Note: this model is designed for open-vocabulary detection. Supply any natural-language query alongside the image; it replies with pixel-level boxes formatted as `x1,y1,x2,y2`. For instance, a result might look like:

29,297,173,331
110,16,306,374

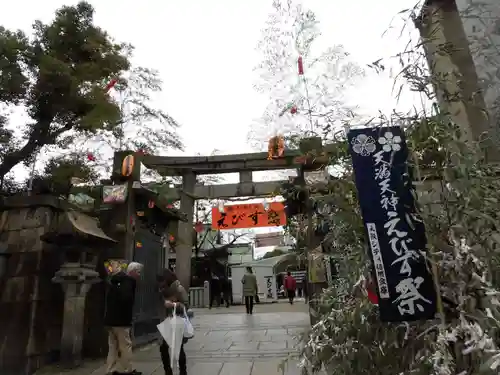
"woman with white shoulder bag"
157,269,193,375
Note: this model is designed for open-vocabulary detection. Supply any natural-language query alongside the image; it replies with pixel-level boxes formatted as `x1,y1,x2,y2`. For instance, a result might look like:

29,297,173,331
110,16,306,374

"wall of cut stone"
0,205,64,375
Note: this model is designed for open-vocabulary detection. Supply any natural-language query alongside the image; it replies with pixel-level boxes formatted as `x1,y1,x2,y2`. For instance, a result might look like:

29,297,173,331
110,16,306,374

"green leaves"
0,1,131,178
0,27,30,104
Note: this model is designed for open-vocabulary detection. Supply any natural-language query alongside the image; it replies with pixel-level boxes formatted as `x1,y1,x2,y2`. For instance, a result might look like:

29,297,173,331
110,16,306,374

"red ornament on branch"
297,56,304,75
290,106,297,114
365,278,379,305
104,78,118,93
87,153,96,161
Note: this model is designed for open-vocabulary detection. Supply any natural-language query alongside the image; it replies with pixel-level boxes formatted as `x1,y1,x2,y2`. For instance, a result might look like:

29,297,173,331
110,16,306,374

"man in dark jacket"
104,262,143,375
209,273,220,308
220,276,231,308
157,268,189,375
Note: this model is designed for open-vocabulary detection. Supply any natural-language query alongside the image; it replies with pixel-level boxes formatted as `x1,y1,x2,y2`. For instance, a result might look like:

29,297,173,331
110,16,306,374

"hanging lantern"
136,241,143,248
121,154,135,177
297,56,304,75
168,234,176,244
267,136,285,160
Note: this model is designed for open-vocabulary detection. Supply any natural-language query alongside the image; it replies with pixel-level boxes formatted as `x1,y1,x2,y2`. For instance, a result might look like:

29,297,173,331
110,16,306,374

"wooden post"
124,178,135,261
110,151,142,261
177,172,196,290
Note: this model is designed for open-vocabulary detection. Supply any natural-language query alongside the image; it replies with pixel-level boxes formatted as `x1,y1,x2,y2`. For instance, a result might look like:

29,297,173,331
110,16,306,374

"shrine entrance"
111,136,336,291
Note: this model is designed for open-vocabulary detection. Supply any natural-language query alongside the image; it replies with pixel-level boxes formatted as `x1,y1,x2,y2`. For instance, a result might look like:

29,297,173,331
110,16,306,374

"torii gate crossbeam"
140,142,334,289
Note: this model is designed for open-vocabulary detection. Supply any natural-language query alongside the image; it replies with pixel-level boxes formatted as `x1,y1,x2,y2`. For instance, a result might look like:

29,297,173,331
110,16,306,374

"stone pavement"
39,300,310,375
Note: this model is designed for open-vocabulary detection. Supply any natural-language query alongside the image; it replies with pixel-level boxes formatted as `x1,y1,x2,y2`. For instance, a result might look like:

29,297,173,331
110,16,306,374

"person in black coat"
104,262,143,375
220,276,232,307
209,274,221,308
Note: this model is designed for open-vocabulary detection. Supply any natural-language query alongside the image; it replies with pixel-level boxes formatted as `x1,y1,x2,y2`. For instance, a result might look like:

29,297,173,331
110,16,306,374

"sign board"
347,126,436,322
212,202,286,230
102,184,127,204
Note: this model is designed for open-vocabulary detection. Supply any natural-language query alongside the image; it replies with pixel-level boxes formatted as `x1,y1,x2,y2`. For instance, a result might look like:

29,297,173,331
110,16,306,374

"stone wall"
0,204,63,375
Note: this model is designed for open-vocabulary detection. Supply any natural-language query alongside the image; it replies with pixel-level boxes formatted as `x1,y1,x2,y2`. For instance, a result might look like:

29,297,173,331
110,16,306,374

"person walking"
220,275,231,308
241,266,258,314
284,271,297,305
157,268,189,375
104,262,143,375
209,273,220,309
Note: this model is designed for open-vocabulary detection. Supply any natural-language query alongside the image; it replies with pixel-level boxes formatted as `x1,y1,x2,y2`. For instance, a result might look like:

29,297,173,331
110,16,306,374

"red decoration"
137,149,145,155
297,56,304,75
148,200,155,209
166,204,173,209
367,288,379,304
290,106,297,114
168,234,175,243
87,153,96,161
365,278,379,304
104,78,118,93
194,221,204,233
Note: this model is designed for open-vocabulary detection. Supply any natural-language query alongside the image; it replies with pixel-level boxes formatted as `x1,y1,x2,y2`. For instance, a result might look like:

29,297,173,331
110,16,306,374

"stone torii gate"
123,141,336,289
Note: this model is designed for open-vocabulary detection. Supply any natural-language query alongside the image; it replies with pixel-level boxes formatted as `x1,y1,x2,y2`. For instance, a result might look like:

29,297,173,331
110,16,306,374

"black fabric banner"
347,126,437,322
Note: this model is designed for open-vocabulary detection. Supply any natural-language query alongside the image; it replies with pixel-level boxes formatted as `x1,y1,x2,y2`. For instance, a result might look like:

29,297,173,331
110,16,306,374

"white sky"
1,0,423,257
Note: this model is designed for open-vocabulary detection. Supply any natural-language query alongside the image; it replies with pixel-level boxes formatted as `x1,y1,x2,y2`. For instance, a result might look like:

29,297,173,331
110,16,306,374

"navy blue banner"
347,126,436,322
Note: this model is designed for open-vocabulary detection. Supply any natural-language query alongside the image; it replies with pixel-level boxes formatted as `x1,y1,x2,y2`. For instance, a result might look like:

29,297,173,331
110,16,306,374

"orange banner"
211,202,286,230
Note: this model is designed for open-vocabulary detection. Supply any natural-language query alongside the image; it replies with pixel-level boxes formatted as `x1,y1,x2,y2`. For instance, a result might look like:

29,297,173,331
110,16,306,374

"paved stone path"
39,301,309,375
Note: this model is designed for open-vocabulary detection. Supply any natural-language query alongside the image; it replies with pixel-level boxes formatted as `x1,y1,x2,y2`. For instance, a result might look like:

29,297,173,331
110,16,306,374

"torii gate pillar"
176,172,196,289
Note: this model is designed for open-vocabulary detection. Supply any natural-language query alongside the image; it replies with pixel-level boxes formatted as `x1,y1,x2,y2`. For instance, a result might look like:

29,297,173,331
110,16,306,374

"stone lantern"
41,210,116,368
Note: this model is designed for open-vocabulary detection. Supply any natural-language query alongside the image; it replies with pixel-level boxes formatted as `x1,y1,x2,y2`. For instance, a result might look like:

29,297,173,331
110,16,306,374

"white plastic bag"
183,306,194,339
157,303,185,370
